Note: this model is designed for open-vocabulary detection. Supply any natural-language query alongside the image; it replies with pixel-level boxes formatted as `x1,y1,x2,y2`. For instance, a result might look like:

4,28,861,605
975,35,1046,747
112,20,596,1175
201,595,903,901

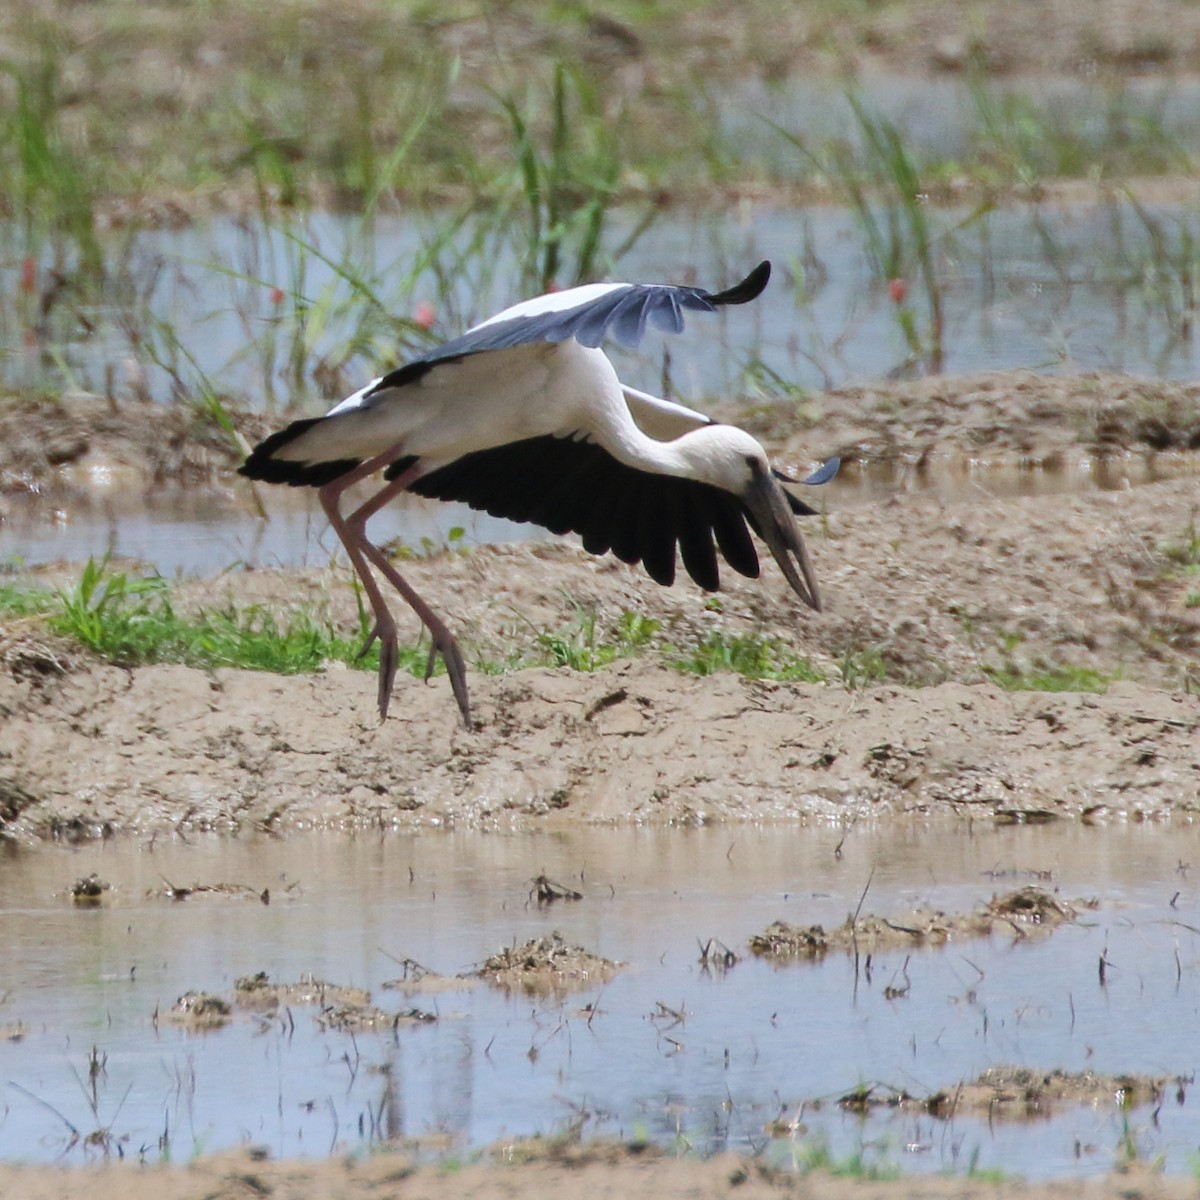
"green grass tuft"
0,579,56,617
536,608,659,673
837,646,888,689
0,557,450,678
786,1137,901,1182
671,631,825,683
984,662,1116,693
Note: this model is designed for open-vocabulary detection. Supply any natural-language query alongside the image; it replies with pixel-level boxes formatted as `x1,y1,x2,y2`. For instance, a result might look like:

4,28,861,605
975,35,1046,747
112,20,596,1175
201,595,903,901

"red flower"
413,300,436,330
888,278,908,305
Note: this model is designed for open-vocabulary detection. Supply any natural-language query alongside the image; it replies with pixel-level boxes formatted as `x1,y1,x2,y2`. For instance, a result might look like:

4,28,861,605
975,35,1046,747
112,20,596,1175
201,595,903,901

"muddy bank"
749,370,1200,469
0,1144,1193,1200
748,886,1085,960
2,488,1199,838
0,649,1195,838
3,372,1199,494
2,371,1198,839
0,391,270,495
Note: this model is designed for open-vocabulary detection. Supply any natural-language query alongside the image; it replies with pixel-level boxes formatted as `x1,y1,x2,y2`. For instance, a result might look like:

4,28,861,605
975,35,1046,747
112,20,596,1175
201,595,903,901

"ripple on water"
1,821,1198,1174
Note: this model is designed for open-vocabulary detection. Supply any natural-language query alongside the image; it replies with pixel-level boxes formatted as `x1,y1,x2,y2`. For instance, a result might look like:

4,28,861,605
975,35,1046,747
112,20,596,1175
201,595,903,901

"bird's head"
685,425,824,612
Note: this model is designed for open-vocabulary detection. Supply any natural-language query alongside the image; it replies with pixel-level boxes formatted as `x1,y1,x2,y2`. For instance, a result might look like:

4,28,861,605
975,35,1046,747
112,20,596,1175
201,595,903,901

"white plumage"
241,261,837,728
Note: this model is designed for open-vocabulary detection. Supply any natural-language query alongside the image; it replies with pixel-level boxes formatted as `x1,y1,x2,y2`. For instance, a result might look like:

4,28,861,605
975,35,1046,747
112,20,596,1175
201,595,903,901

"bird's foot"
362,621,399,721
356,623,381,661
425,630,473,731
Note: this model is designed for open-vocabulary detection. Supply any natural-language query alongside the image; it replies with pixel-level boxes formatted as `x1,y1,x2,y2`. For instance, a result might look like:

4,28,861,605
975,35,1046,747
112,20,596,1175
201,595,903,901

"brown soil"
745,370,1200,468
5,371,1197,496
472,931,623,993
4,374,1200,840
835,1067,1169,1120
163,992,232,1031
0,392,269,496
2,370,1199,1198
0,1141,1194,1200
748,886,1084,959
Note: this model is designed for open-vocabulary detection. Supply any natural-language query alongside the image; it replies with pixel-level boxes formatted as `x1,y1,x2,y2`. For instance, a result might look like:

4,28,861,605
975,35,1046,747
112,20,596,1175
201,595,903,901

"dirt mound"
835,1067,1168,1121
749,887,1083,960
1,372,1198,840
472,933,621,994
0,391,268,494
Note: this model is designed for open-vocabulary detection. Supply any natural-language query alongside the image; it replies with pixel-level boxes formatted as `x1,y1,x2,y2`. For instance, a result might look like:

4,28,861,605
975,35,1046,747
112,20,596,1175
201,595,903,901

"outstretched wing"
239,262,781,489
407,433,766,592
367,261,773,392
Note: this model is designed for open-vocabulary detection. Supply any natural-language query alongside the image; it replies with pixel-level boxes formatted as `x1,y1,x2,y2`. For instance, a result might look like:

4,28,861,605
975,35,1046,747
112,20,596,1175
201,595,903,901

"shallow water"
6,451,1198,576
2,823,1198,1174
4,189,1200,574
7,193,1200,413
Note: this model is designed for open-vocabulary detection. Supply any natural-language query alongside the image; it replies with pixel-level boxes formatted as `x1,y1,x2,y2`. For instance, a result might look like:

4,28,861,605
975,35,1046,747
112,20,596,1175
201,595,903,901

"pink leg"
318,449,472,728
343,474,473,729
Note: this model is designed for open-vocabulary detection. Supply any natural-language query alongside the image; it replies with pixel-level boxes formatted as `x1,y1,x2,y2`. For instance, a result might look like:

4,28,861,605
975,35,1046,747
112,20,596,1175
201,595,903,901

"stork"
239,261,838,729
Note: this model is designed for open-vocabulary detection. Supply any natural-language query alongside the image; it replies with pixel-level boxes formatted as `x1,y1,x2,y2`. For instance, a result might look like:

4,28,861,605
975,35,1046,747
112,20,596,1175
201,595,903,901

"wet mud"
2,370,1199,1199
748,886,1086,960
472,932,623,993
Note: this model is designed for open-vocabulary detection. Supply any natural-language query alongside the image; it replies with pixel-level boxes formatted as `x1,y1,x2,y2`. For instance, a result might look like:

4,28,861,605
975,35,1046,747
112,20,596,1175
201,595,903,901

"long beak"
743,461,823,612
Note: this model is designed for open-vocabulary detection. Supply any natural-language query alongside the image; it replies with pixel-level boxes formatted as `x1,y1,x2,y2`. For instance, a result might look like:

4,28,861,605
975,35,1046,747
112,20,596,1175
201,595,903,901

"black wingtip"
773,456,840,517
240,417,362,487
706,261,771,307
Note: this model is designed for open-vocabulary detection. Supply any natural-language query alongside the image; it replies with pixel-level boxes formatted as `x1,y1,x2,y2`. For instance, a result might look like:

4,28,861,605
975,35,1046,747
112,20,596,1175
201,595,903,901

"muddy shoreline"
3,1145,1196,1200
2,370,1199,1199
4,371,1199,494
2,370,1199,841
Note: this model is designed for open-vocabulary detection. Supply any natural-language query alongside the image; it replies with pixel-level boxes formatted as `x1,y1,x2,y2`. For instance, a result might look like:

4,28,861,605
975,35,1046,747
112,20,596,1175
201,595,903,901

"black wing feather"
637,486,677,586
603,471,645,566
241,264,774,485
705,487,761,579
672,482,721,592
409,435,782,592
406,261,773,365
239,418,361,486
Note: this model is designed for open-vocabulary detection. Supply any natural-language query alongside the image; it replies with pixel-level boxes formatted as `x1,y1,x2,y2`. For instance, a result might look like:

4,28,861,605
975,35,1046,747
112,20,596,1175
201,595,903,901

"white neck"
562,342,764,494
595,391,763,494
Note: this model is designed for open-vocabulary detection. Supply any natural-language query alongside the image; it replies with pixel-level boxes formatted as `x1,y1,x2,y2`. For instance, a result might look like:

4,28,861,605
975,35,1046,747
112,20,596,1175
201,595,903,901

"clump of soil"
70,872,109,905
953,1066,1167,1116
986,885,1081,925
315,1003,435,1033
233,972,370,1010
381,959,478,995
148,879,271,903
163,973,440,1034
749,887,1081,961
838,1067,1170,1121
473,932,622,993
164,991,231,1030
0,391,268,494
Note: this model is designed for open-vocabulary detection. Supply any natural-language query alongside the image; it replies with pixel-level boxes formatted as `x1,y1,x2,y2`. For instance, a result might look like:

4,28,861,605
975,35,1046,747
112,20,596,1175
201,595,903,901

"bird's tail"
239,417,362,487
704,260,771,307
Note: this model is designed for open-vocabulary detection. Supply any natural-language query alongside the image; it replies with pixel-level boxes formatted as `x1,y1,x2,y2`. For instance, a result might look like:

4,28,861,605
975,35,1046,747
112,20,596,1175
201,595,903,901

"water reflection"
6,196,1200,417
1,822,1198,1173
6,451,1197,576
